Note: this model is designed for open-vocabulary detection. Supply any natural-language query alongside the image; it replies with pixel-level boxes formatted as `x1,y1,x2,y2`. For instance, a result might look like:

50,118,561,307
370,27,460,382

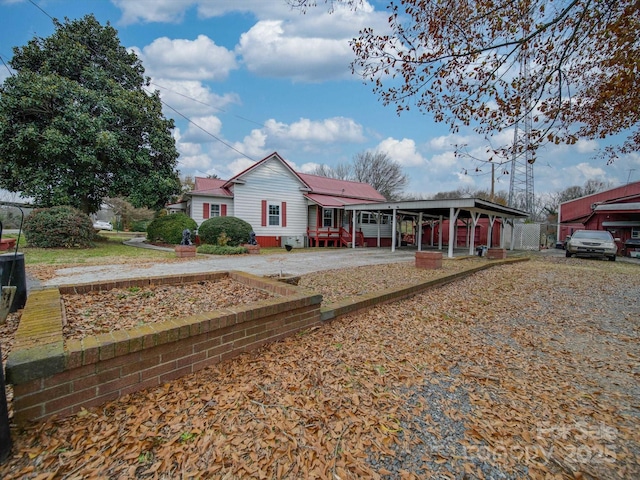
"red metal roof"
191,177,232,197
299,173,386,201
304,194,384,207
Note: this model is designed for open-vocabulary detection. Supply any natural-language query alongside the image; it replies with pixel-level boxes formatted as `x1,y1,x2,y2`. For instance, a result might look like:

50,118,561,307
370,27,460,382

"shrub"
130,219,151,232
197,244,248,255
198,216,253,247
24,206,95,248
146,213,197,245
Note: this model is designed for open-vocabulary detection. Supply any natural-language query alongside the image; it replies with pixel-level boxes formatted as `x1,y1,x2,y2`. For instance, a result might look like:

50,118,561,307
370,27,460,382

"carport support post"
468,211,480,256
438,215,443,250
487,214,497,248
509,218,516,250
391,208,397,252
430,221,434,246
417,213,423,251
448,207,460,258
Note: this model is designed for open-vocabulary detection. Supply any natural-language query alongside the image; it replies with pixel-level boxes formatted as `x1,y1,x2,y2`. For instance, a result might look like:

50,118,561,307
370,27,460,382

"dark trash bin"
0,252,27,313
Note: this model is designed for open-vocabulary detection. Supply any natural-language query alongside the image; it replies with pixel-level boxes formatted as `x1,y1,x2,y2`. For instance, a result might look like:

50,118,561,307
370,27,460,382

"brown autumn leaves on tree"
291,0,639,163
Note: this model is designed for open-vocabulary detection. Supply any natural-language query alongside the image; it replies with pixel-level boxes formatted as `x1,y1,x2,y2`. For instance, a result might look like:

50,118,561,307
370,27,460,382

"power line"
150,82,267,129
147,88,255,162
0,53,14,78
27,0,54,20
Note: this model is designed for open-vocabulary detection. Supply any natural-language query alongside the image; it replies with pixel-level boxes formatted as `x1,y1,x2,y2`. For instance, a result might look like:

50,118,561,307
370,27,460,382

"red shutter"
221,204,227,217
281,202,287,227
203,203,210,219
261,200,267,226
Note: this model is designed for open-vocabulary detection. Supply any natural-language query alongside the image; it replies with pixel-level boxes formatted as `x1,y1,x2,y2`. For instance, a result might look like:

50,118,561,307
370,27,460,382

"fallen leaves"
61,278,276,341
0,256,638,479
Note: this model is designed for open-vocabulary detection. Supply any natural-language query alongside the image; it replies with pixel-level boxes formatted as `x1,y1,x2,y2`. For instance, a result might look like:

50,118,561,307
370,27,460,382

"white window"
360,212,377,224
210,204,220,217
360,212,390,224
268,203,280,226
323,208,334,227
632,227,640,239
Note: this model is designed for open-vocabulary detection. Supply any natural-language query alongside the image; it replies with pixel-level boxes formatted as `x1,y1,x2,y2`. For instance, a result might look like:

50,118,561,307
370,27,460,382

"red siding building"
559,181,640,257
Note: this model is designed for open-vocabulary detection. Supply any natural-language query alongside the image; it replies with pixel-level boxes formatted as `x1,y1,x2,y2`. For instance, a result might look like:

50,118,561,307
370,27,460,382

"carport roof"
344,197,529,220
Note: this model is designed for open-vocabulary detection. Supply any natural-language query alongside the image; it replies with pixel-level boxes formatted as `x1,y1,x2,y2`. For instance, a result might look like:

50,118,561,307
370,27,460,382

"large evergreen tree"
0,15,181,214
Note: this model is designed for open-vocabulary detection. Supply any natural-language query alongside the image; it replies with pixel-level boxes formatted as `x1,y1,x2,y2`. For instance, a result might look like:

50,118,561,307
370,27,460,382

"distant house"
558,181,640,257
182,152,389,248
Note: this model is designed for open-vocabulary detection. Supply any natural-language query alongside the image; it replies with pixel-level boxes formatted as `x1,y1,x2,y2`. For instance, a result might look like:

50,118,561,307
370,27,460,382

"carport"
345,198,530,258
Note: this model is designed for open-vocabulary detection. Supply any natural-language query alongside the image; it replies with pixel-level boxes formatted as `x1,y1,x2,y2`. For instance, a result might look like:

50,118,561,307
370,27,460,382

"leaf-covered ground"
61,278,276,341
0,255,638,479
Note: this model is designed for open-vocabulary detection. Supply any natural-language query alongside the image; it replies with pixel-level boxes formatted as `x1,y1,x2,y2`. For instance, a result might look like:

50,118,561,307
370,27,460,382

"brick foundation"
244,244,261,254
487,248,507,259
415,251,443,269
174,245,197,257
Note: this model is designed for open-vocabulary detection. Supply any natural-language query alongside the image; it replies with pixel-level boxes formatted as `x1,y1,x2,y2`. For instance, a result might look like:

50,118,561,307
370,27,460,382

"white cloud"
575,138,599,154
232,129,268,160
237,20,352,82
227,157,256,176
572,162,606,179
298,162,321,173
376,137,426,167
429,151,459,170
181,115,223,143
133,35,237,81
153,79,239,117
113,0,197,24
264,117,365,143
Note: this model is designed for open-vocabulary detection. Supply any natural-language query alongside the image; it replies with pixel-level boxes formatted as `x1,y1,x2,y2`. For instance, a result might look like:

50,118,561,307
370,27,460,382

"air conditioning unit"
281,235,304,248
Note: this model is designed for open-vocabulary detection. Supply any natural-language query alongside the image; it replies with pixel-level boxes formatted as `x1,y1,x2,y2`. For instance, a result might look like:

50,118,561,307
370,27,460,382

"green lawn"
3,233,174,265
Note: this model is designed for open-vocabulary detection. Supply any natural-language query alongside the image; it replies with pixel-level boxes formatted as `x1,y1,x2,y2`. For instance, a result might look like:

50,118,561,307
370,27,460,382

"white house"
183,152,391,248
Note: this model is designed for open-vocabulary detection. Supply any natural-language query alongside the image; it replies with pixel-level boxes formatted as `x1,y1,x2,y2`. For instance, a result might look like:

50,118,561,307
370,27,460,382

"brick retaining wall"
6,271,322,423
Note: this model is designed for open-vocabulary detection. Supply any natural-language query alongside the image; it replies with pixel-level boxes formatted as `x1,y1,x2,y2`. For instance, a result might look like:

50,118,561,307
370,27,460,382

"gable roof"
191,177,232,197
222,152,310,190
189,151,387,205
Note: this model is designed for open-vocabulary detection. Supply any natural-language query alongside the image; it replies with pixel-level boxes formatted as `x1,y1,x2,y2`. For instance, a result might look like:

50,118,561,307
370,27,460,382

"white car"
565,230,617,261
93,220,113,231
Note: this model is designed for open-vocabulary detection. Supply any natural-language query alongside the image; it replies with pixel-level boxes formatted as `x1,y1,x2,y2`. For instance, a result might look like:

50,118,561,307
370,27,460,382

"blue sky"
1,0,638,199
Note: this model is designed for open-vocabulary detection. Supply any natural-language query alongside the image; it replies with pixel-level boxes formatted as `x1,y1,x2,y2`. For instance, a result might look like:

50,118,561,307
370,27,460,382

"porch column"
417,212,423,251
510,218,516,251
352,210,356,249
487,214,497,248
468,211,481,256
438,215,443,250
377,211,381,247
447,208,460,258
430,221,435,246
391,208,397,252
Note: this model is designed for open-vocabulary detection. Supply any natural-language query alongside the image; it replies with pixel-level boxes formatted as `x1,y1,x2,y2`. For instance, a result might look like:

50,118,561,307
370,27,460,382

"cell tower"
508,39,535,214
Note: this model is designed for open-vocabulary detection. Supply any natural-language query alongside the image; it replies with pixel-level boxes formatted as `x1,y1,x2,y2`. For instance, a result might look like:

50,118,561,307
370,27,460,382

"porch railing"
307,227,364,247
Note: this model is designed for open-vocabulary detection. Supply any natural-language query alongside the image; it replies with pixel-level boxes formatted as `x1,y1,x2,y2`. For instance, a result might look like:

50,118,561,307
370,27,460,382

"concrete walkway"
36,239,639,287
43,241,420,287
